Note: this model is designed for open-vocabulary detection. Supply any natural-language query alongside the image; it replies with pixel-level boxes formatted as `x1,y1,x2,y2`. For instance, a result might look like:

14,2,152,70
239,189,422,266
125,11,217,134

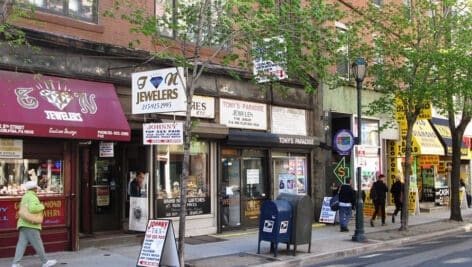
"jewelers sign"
220,99,267,130
132,67,186,114
143,123,183,145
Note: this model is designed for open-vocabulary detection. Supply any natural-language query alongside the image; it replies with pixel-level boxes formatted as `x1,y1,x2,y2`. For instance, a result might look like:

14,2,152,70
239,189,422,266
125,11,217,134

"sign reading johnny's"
132,67,186,114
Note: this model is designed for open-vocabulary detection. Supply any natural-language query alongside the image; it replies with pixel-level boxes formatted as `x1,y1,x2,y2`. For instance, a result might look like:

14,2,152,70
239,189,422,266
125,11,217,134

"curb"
256,222,472,267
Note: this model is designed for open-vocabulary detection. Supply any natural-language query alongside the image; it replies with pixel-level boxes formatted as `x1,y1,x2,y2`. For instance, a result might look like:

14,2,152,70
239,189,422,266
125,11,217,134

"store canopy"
0,70,130,141
412,120,444,155
430,118,470,157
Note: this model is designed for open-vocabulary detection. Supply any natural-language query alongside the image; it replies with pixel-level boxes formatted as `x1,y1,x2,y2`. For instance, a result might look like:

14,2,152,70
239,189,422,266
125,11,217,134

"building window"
155,142,210,217
373,0,383,7
26,0,97,23
336,22,350,79
155,0,227,47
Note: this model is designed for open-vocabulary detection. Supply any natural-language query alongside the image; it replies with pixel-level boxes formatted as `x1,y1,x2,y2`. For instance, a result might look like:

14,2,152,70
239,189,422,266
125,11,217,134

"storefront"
387,120,444,212
0,70,130,257
218,99,317,231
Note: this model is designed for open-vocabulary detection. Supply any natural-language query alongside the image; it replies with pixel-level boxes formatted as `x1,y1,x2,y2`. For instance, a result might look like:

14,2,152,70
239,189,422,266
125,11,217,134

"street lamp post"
351,57,367,242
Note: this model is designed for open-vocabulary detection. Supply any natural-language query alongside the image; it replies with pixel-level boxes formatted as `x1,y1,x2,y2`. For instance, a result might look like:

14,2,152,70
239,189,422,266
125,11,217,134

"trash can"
257,199,292,257
276,193,313,255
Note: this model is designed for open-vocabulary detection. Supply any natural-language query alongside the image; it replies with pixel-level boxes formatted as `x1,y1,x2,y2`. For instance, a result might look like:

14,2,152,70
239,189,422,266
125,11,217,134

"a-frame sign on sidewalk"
137,219,180,267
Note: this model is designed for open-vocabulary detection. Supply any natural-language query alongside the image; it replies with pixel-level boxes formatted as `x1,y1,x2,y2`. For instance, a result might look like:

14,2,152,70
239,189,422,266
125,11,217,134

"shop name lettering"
15,84,97,122
135,72,180,105
279,137,314,145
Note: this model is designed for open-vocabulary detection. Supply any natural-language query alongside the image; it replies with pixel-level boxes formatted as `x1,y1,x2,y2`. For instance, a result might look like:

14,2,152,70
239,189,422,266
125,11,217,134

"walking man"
390,175,404,223
370,174,388,227
338,178,356,232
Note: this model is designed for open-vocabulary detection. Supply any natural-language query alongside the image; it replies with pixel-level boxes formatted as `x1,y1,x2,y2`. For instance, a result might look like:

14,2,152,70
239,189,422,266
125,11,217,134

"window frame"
24,0,98,23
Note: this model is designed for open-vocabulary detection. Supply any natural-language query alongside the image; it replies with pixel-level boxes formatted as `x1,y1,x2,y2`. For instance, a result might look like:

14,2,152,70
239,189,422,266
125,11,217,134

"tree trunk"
0,0,13,25
400,119,415,231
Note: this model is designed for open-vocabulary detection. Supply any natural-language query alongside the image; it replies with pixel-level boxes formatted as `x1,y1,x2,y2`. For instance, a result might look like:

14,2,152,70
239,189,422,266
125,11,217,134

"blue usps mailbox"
257,199,292,257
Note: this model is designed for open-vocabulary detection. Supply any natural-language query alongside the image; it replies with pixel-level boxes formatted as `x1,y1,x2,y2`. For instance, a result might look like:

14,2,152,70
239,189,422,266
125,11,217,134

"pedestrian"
12,181,57,267
460,179,471,208
129,171,145,197
370,174,388,227
338,178,356,232
390,175,404,223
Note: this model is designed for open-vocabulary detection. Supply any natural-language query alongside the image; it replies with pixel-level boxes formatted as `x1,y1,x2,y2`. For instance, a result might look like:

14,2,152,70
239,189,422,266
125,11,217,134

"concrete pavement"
2,208,472,267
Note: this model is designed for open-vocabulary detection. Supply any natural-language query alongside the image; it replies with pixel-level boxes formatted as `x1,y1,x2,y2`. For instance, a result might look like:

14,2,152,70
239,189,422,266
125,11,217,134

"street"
310,231,472,267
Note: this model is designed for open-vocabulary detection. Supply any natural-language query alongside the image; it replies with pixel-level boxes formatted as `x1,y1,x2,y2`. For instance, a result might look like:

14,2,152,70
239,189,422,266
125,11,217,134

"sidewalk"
2,208,472,267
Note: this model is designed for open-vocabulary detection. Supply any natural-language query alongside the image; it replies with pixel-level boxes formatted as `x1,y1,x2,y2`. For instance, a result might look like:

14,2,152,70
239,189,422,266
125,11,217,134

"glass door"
241,157,266,227
221,157,241,229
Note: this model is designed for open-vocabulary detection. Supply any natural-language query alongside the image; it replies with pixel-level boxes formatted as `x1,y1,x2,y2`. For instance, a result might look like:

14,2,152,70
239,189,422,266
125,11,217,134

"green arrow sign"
333,157,350,184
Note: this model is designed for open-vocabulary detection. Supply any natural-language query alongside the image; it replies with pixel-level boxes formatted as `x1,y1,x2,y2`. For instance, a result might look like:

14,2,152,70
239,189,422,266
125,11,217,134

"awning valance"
0,70,130,141
430,118,470,158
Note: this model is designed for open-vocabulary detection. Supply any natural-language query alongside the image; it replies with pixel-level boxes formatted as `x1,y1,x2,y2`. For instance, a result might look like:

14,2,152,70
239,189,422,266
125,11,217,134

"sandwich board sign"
136,219,180,267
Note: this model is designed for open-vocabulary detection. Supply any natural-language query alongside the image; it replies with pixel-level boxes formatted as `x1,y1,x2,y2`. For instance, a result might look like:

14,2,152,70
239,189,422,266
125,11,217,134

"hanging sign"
143,122,183,145
333,129,354,155
137,219,180,267
132,67,186,114
99,142,114,157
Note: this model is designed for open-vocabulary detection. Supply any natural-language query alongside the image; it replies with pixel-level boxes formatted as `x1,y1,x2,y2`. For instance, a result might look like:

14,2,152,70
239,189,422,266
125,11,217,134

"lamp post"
351,57,367,242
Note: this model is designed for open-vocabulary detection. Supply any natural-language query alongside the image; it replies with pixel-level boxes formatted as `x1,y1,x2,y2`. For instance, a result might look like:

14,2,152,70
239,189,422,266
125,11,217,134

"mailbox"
257,200,292,257
277,193,313,255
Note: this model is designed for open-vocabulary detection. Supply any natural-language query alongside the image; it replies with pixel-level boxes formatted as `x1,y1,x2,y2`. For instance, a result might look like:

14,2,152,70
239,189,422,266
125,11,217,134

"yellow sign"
411,120,444,155
395,98,432,122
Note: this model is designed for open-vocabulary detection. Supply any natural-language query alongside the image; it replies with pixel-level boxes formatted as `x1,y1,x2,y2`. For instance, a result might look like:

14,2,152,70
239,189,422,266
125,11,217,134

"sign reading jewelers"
132,67,187,114
220,98,267,130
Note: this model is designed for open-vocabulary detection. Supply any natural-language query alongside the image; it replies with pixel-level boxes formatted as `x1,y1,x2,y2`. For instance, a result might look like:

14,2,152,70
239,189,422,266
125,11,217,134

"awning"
411,120,444,155
227,130,319,148
0,70,130,141
430,118,470,157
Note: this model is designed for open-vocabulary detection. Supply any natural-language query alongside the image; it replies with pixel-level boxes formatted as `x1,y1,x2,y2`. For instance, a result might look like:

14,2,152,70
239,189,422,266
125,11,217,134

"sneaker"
12,264,24,267
42,259,57,267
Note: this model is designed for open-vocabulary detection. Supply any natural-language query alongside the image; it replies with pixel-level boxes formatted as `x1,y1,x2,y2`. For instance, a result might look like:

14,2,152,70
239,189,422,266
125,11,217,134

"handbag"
18,202,44,224
330,186,341,211
329,194,340,211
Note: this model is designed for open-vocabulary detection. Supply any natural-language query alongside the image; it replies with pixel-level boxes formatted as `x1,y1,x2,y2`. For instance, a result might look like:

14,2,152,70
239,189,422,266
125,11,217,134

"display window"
272,152,307,196
155,141,210,217
0,159,64,196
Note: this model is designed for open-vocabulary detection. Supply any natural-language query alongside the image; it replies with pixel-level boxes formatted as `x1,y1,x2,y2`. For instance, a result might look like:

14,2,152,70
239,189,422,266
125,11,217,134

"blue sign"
333,129,355,155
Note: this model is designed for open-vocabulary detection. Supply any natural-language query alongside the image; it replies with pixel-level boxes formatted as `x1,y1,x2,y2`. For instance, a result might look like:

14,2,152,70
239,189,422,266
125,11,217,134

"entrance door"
79,145,121,234
220,149,267,230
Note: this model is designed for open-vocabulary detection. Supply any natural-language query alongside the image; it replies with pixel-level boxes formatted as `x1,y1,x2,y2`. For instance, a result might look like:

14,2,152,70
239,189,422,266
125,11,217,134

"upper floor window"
25,0,97,23
156,0,227,47
373,0,383,7
336,22,350,79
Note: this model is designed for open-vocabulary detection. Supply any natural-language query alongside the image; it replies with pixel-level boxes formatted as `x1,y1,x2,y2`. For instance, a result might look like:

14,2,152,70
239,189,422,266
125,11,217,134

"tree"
350,0,472,229
108,0,347,264
429,0,472,221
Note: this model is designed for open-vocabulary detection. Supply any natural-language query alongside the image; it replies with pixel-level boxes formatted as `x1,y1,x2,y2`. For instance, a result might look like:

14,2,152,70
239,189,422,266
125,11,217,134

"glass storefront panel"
155,141,210,217
0,159,64,196
272,152,307,197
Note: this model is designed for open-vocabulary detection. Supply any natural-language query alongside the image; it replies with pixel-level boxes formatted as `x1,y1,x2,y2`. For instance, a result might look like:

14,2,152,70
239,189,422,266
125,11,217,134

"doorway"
79,144,122,234
220,149,268,230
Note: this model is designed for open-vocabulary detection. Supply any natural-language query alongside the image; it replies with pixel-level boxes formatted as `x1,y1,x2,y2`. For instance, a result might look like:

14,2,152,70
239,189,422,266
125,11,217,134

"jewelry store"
0,70,130,257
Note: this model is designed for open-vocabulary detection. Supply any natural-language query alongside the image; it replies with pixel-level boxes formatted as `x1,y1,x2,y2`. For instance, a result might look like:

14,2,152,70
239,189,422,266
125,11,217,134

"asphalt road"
310,231,472,267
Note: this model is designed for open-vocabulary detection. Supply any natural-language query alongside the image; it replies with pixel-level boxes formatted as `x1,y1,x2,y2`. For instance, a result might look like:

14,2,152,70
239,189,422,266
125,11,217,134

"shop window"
272,152,307,197
155,142,210,217
0,159,64,196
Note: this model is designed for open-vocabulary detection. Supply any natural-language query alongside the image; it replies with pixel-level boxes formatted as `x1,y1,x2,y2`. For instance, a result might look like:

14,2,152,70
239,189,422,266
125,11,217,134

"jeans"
13,227,48,264
339,206,352,228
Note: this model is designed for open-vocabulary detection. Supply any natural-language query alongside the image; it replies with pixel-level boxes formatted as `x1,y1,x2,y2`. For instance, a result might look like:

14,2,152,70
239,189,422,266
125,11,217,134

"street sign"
333,157,350,183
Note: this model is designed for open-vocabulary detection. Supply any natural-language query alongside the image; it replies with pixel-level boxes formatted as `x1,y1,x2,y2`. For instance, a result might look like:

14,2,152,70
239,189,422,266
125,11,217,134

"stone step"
79,231,144,249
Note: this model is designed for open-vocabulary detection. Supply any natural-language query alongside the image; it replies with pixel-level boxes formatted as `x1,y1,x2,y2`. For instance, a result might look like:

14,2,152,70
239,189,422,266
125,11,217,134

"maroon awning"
0,70,130,141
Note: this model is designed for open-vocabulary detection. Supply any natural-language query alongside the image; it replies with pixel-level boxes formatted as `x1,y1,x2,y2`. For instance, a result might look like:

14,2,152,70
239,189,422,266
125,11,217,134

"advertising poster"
129,197,149,232
278,173,297,195
319,197,336,224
